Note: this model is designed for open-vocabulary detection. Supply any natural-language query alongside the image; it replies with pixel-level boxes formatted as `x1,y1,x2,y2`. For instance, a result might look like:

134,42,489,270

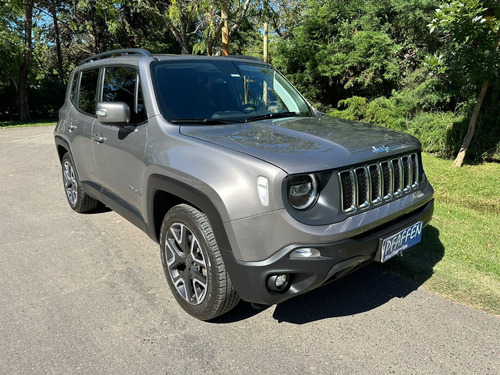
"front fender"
146,174,232,254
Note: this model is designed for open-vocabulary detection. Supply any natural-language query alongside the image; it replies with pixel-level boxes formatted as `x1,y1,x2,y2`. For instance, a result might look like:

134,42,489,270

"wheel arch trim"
146,174,232,254
54,135,71,163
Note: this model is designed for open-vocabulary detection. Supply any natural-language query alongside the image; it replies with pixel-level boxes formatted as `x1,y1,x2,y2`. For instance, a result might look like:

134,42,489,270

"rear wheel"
61,153,99,213
160,204,240,320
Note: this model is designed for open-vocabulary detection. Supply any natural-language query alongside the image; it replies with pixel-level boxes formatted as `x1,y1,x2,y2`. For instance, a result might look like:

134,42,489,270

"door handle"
67,124,77,131
91,134,107,143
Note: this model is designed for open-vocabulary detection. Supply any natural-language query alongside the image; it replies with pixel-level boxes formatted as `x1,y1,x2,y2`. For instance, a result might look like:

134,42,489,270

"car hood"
179,115,421,174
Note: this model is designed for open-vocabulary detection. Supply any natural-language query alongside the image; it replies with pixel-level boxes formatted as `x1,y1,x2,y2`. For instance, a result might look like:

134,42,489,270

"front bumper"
222,198,434,305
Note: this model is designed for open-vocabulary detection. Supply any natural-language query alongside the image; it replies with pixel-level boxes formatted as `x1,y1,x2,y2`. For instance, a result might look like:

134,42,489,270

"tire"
159,204,240,320
61,153,99,213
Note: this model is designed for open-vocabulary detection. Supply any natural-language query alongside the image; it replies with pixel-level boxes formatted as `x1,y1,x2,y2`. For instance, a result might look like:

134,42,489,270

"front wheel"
159,204,240,320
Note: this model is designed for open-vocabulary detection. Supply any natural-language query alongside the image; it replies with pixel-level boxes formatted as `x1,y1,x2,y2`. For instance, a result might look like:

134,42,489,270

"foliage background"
1,0,499,162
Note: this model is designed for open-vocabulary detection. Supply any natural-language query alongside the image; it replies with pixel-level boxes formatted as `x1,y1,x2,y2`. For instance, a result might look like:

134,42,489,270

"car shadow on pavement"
214,225,444,324
83,202,112,214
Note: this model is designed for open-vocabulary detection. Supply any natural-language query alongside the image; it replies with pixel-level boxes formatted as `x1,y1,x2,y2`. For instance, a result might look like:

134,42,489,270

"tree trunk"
166,21,190,54
452,80,489,167
221,7,229,56
16,0,34,122
452,26,500,167
50,0,64,82
263,19,268,62
179,23,190,55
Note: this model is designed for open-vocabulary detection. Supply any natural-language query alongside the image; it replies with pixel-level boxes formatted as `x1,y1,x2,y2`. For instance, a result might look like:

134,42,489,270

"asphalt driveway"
0,126,498,374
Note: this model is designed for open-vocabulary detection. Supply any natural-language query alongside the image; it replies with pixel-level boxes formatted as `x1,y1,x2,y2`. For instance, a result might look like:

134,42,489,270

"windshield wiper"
170,118,242,125
244,112,297,123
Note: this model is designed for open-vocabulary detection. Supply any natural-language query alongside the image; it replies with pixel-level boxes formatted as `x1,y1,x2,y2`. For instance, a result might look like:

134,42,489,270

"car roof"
153,54,264,63
78,48,265,67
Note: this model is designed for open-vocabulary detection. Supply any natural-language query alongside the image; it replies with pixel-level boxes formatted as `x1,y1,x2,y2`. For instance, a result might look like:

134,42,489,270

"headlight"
287,174,318,210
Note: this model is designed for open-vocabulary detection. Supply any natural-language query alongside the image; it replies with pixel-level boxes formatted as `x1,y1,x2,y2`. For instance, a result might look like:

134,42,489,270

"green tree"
138,0,201,54
137,0,254,55
273,0,439,108
429,0,500,167
0,0,36,121
194,0,253,55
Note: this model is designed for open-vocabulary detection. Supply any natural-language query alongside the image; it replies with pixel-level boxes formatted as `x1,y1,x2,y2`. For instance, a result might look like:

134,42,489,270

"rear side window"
103,66,147,123
70,73,79,103
78,69,99,115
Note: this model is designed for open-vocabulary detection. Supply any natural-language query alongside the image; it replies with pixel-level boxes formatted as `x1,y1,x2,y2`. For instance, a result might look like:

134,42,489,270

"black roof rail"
223,55,264,62
80,48,152,64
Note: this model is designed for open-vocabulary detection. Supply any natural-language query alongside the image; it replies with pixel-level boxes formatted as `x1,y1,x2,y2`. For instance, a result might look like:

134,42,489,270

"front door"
91,66,148,228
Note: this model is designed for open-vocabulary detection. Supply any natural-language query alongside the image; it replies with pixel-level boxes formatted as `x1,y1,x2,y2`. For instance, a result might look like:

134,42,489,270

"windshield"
151,59,312,124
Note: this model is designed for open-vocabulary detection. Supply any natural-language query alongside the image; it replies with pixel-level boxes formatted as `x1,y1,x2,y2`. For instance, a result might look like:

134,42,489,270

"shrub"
329,95,468,159
329,96,367,121
408,112,465,157
365,97,407,130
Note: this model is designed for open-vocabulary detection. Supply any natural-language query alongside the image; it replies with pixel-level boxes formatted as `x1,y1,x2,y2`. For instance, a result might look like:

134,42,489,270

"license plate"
378,221,423,263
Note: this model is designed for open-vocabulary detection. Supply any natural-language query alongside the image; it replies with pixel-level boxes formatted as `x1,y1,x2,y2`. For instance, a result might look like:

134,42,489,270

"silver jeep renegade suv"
54,49,434,320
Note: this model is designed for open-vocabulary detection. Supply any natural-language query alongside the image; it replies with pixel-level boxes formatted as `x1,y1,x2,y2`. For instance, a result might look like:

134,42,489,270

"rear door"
65,68,100,187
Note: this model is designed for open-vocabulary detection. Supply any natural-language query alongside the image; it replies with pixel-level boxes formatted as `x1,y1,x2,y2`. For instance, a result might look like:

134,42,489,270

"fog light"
275,274,287,287
267,273,289,292
289,248,321,259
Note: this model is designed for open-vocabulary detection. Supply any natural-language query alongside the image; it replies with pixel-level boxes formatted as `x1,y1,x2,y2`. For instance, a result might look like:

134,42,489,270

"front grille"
339,153,419,213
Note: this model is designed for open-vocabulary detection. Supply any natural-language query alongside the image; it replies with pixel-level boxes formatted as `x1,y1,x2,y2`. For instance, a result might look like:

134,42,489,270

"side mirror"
96,102,130,124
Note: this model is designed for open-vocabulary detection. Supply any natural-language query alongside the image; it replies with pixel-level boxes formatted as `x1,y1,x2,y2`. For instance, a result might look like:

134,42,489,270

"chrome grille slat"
380,161,392,200
339,170,355,213
338,153,420,213
368,164,382,205
402,155,411,193
411,154,419,188
355,167,369,209
392,158,402,196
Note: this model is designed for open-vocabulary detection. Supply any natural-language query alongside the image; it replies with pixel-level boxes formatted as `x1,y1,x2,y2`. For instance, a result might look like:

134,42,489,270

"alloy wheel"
165,222,208,305
63,160,78,206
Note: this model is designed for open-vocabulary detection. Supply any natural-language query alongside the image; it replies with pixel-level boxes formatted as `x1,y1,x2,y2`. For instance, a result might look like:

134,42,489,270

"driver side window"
102,66,147,124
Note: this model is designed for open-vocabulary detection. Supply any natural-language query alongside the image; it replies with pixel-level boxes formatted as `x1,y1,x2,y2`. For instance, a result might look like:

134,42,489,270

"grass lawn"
379,153,500,315
0,120,57,128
